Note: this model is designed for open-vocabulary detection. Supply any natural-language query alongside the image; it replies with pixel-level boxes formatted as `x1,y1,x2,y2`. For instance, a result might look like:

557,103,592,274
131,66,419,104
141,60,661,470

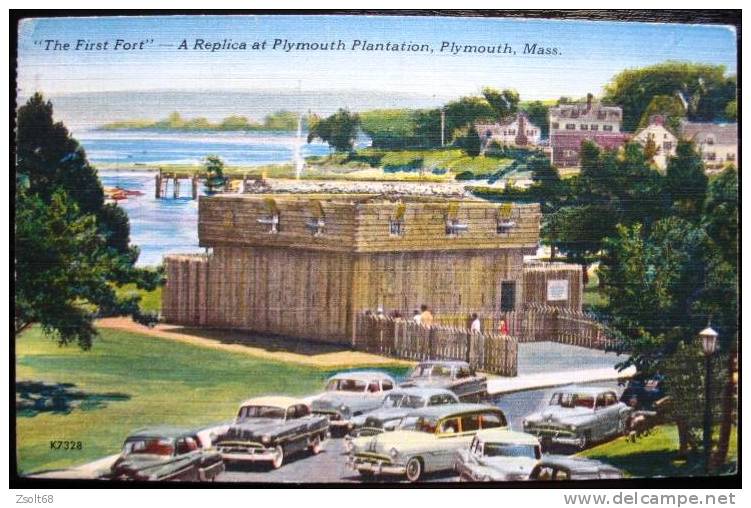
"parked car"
213,396,329,469
399,361,487,401
522,386,632,450
454,429,542,482
109,427,224,481
347,403,508,482
344,388,459,452
619,375,666,411
528,456,623,480
311,371,396,435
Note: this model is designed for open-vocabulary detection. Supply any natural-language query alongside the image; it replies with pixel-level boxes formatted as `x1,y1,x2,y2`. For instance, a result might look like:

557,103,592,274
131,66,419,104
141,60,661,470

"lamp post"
699,325,718,474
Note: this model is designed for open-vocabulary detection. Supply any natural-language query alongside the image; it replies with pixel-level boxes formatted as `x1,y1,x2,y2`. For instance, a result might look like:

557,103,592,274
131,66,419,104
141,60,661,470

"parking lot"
214,382,620,483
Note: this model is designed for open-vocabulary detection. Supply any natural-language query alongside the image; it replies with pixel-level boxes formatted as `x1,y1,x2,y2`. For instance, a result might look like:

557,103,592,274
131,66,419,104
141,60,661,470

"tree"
453,125,482,156
604,62,736,131
203,155,227,195
665,140,708,222
15,93,160,348
600,218,712,451
701,168,738,466
482,88,520,120
638,95,686,132
307,109,360,153
444,96,495,141
521,101,551,138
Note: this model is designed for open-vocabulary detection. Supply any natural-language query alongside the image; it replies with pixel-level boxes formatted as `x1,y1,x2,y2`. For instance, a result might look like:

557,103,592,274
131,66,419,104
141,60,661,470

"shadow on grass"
173,326,355,356
585,449,708,478
16,381,131,417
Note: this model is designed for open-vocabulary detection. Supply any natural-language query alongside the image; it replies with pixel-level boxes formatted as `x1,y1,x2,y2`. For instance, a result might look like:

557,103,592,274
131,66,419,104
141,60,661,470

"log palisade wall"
163,194,541,344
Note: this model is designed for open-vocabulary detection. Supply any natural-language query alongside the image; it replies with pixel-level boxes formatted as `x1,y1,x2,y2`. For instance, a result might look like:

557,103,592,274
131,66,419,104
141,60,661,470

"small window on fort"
603,125,613,132
580,124,588,130
551,122,559,130
496,204,517,234
390,202,406,236
389,219,405,236
590,124,599,131
565,123,575,130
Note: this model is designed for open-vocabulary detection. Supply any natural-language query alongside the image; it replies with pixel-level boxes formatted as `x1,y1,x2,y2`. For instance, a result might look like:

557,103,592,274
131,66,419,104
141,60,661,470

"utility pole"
440,108,446,147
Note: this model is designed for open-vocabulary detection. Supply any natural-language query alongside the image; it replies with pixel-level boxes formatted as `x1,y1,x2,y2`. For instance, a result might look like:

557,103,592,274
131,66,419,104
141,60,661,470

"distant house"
549,94,629,167
680,121,738,170
475,112,541,153
633,115,678,170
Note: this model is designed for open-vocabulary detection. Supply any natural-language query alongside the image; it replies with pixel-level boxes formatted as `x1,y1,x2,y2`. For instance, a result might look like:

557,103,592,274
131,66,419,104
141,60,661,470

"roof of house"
549,102,622,123
680,121,738,145
550,132,630,150
476,112,540,131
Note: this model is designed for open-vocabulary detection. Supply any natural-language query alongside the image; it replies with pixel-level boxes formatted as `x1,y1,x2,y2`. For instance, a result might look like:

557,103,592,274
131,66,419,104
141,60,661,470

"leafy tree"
444,96,495,141
638,95,686,132
307,109,360,153
15,94,161,348
604,62,736,131
453,125,482,156
665,140,708,221
521,101,551,138
601,213,736,460
482,88,520,120
724,100,737,121
203,155,227,195
701,168,738,465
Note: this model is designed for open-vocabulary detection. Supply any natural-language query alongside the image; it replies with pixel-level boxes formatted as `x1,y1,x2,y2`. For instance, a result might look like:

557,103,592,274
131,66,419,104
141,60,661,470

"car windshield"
410,364,452,378
400,395,426,408
326,379,367,392
381,393,404,408
123,438,175,456
413,416,439,433
237,405,286,420
483,443,541,459
396,416,420,430
549,392,595,409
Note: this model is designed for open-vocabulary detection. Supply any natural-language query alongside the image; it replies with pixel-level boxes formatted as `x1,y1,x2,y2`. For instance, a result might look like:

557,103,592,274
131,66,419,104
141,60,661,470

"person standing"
412,309,422,325
498,318,509,335
470,313,481,334
420,304,433,327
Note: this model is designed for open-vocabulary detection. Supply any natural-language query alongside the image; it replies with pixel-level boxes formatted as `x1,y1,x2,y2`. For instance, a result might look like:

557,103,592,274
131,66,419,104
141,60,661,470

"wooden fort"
162,193,545,344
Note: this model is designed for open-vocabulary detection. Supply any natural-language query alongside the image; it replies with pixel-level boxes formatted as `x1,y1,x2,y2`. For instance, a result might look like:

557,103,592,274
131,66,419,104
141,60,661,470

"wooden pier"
155,170,200,199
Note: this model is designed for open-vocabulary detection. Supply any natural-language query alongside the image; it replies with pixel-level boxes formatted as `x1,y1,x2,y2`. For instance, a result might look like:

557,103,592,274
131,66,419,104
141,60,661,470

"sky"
17,14,737,102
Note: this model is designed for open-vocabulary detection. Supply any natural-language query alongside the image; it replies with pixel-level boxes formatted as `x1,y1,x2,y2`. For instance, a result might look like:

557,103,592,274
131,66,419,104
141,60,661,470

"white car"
454,429,542,482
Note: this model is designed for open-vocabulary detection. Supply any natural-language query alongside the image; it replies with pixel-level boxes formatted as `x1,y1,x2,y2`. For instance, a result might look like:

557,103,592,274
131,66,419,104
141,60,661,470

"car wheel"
405,457,423,483
617,418,627,436
310,435,322,455
578,431,591,451
271,445,285,469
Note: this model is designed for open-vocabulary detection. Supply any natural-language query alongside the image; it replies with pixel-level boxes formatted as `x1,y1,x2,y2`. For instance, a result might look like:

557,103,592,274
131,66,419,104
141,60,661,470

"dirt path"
96,317,412,369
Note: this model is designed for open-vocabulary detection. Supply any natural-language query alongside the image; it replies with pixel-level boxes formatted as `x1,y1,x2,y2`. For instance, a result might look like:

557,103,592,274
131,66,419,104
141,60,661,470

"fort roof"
198,192,540,254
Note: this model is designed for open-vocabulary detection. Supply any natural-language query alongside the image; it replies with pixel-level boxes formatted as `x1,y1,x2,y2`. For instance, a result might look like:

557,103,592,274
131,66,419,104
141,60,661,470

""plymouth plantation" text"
179,39,560,56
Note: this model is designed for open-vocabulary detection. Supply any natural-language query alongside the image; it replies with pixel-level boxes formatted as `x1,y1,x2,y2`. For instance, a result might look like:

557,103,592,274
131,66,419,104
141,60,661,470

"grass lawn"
579,425,738,478
15,326,409,474
583,265,609,310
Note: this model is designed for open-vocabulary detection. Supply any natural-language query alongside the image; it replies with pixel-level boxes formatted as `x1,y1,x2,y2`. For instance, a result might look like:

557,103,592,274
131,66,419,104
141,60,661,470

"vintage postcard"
12,11,739,488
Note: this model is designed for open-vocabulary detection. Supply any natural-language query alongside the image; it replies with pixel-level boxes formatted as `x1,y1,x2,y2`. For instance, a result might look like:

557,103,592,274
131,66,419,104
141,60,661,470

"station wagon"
347,403,507,482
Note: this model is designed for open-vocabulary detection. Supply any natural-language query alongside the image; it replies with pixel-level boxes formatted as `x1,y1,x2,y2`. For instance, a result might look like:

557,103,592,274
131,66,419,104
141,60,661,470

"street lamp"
699,325,718,474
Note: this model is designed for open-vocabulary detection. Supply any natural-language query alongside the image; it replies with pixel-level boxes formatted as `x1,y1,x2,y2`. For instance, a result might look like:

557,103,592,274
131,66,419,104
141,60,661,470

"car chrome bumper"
346,456,406,476
199,461,225,481
525,428,582,446
220,449,276,462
